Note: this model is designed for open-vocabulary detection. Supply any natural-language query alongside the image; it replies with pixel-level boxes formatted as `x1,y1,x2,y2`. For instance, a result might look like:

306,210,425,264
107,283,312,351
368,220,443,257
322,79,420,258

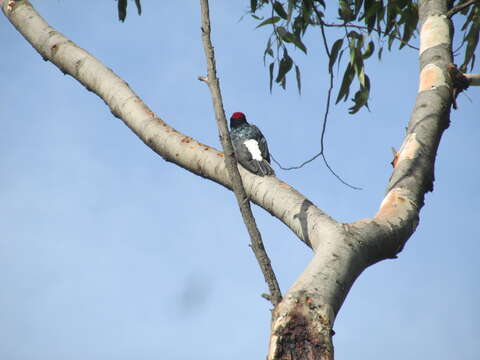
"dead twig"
199,0,282,306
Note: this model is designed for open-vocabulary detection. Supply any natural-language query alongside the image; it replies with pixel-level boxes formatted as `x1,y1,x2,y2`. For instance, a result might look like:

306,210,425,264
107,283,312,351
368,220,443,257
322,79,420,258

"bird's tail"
257,160,275,176
242,159,275,176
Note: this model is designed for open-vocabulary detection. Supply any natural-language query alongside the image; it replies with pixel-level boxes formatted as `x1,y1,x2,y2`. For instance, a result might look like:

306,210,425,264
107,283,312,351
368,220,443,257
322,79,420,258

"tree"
1,1,479,359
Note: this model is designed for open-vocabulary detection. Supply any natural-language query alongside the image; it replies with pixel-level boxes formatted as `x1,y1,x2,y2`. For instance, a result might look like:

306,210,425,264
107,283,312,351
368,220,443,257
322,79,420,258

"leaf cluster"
117,0,142,22
457,3,480,72
252,0,419,113
114,1,479,114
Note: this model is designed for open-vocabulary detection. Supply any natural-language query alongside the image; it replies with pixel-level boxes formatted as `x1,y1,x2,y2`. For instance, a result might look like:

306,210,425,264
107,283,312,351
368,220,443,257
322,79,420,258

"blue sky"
0,1,478,359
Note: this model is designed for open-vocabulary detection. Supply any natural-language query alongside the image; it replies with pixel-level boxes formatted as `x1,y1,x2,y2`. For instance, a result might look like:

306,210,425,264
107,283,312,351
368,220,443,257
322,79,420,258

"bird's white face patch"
243,139,262,161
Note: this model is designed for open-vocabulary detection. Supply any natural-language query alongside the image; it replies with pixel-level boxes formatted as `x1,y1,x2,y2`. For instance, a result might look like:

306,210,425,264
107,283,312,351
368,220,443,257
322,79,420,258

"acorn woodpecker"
229,112,274,176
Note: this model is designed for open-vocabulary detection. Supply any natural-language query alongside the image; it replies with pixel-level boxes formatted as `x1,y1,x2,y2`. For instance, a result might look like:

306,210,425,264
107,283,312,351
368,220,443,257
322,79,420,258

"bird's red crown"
231,112,246,119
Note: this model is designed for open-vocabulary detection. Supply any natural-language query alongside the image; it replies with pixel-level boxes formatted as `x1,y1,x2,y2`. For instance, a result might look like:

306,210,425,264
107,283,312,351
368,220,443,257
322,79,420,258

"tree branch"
447,0,480,17
198,0,282,306
465,73,480,85
268,1,455,358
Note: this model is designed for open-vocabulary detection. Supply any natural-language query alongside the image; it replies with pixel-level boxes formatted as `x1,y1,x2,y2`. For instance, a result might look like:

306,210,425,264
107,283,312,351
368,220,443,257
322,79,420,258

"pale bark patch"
376,188,416,220
419,64,447,92
397,133,421,163
465,73,480,86
420,15,450,55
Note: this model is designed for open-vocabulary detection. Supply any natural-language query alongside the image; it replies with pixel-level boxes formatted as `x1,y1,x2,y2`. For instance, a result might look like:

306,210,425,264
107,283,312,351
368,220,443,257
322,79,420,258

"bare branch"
465,73,480,85
197,75,208,83
447,0,480,17
199,0,282,306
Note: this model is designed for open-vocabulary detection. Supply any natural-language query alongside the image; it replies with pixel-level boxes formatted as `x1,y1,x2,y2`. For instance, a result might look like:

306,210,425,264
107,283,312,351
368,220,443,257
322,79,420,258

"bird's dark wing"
251,125,271,163
230,131,252,162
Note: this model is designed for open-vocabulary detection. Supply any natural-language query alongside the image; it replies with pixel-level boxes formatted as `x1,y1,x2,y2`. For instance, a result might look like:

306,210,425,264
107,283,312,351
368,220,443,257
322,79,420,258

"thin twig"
318,19,362,191
199,0,282,306
447,0,480,18
323,22,419,50
271,10,362,191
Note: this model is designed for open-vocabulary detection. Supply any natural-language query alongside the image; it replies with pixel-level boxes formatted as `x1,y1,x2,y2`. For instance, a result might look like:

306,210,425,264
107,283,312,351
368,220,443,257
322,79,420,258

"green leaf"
269,62,275,92
399,3,418,49
354,0,364,17
347,30,362,41
293,15,307,36
348,40,355,66
329,39,344,72
358,65,366,87
276,51,293,84
287,0,295,22
362,41,375,59
349,76,371,114
118,0,127,22
387,27,397,50
273,1,288,19
377,46,383,60
364,0,381,20
251,0,258,13
256,16,281,28
397,0,409,9
338,0,355,21
276,26,290,41
135,0,142,15
461,6,476,31
292,34,308,53
337,49,345,73
376,3,386,26
295,65,302,94
302,0,314,24
336,63,355,104
277,27,307,53
363,0,380,30
462,21,479,71
263,38,274,64
348,88,369,114
385,2,397,35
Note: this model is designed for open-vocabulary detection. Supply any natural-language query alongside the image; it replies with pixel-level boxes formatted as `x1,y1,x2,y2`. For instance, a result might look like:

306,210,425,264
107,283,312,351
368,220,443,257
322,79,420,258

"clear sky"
1,1,478,359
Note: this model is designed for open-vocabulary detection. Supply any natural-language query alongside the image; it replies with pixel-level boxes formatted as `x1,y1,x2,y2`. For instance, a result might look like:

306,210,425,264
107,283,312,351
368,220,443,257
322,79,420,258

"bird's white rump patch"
243,139,262,161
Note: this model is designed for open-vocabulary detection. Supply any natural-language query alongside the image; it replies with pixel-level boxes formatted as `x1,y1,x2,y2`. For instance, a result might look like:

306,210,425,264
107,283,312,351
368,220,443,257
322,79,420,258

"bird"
229,112,274,176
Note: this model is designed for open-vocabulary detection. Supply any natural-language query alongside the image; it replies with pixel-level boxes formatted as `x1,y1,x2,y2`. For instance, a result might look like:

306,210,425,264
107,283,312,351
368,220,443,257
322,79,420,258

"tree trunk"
267,0,454,357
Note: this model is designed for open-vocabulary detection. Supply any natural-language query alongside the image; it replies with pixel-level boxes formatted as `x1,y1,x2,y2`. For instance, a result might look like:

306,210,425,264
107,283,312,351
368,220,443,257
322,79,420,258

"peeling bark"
269,300,334,360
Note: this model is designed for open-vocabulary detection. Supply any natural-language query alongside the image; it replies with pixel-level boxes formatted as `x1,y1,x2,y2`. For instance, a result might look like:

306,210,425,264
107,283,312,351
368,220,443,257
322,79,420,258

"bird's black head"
230,112,248,129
